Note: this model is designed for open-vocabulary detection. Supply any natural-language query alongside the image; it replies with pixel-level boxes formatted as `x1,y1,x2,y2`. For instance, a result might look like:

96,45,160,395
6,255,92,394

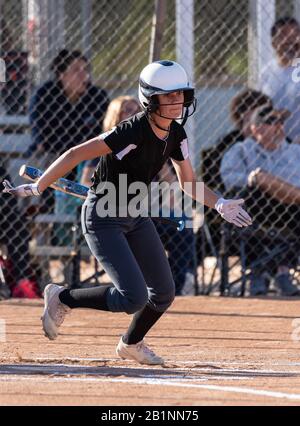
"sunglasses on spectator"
262,116,285,125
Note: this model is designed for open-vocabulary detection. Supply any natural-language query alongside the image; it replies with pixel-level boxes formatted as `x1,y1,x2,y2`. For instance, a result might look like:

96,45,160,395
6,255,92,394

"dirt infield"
1,295,300,406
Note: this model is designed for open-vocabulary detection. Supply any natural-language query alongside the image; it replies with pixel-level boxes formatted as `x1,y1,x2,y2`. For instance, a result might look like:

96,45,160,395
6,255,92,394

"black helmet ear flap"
183,89,195,107
148,95,159,112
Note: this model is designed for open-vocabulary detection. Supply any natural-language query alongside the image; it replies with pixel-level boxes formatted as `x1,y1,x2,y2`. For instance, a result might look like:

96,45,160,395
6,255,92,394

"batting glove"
2,179,41,197
215,197,252,228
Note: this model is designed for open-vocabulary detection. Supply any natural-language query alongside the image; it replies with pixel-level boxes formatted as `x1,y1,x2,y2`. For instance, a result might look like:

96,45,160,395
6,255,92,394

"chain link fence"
1,0,300,298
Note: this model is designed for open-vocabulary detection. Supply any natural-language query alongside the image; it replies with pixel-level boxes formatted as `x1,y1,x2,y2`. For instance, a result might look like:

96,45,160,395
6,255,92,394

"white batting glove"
215,197,252,228
2,179,41,197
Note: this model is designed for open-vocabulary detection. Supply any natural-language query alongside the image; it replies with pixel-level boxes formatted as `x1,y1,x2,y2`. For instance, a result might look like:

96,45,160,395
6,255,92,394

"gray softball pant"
81,192,176,314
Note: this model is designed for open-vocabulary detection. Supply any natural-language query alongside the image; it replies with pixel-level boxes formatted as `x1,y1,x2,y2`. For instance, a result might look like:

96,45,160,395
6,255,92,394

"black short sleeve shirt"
90,112,188,199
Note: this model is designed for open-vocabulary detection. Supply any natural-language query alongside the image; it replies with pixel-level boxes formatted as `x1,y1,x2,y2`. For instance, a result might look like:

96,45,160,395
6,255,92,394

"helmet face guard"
146,90,197,122
138,61,197,124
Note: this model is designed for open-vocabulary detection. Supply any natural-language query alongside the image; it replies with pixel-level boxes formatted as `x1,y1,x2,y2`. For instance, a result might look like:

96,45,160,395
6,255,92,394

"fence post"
176,0,195,167
81,0,92,61
294,0,300,23
176,0,199,295
248,0,275,88
149,0,167,62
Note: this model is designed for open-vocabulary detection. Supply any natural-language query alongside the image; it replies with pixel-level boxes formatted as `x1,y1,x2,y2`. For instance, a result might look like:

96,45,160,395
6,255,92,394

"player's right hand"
2,179,41,197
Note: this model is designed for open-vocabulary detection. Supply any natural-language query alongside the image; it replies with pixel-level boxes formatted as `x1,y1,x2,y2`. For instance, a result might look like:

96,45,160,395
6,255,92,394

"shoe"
250,274,268,296
274,273,300,296
116,337,164,365
41,284,70,340
12,279,41,299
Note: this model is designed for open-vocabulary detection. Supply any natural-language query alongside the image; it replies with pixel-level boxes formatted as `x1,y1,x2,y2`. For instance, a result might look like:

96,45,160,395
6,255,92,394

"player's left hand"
215,197,252,228
2,179,41,197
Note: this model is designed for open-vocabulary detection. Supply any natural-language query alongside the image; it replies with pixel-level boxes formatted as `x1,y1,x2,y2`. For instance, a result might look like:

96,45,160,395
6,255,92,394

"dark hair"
230,89,272,129
51,49,88,78
271,17,300,39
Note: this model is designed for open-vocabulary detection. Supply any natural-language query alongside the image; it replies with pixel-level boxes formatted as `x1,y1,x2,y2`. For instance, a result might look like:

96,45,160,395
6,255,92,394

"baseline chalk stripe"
2,375,300,402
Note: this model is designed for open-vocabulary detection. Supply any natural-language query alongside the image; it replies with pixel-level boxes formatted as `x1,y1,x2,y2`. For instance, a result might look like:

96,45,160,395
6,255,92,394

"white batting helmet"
138,60,196,122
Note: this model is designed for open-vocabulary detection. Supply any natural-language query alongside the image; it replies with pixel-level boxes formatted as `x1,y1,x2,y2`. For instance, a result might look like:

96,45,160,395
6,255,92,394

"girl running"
3,61,252,365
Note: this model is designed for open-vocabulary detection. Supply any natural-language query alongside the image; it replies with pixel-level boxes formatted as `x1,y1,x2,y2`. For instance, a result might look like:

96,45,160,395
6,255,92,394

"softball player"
3,61,252,365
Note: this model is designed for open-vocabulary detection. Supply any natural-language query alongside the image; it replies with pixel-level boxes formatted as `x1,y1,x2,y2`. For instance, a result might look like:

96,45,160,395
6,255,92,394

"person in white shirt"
260,17,300,143
221,105,300,297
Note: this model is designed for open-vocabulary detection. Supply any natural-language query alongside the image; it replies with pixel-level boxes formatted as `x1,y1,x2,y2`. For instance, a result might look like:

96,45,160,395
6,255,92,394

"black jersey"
90,112,188,202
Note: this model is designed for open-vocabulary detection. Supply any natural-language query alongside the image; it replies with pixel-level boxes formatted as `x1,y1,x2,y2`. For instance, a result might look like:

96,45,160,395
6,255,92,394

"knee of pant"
124,293,148,315
124,300,147,315
164,286,175,306
165,278,176,303
152,282,175,310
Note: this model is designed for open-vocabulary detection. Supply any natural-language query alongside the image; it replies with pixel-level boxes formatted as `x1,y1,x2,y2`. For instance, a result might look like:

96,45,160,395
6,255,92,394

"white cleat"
116,337,164,365
41,284,70,340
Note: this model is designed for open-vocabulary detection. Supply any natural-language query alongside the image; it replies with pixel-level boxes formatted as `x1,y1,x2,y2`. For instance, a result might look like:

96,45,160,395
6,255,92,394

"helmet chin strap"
148,107,190,131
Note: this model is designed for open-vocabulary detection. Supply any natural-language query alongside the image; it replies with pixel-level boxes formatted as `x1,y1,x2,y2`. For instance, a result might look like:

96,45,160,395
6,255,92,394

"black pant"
81,193,176,314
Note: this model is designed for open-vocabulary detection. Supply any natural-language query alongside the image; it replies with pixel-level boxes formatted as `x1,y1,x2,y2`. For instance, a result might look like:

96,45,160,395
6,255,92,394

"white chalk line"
1,374,300,402
1,358,300,402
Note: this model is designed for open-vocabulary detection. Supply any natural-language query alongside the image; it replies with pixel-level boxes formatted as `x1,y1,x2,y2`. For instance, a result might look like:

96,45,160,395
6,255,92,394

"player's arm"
171,157,252,227
37,137,111,192
171,157,219,208
2,136,111,196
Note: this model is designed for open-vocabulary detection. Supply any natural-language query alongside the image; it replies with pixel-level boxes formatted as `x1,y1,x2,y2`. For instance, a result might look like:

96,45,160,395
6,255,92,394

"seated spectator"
200,90,273,259
0,165,40,298
202,89,273,194
26,49,109,244
220,105,300,296
260,17,300,143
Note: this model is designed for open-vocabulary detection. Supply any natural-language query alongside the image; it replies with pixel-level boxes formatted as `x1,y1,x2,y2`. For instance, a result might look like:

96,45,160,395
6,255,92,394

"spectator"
26,49,109,243
202,89,273,194
0,165,40,298
200,90,273,260
260,17,300,142
26,49,109,203
221,104,300,296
